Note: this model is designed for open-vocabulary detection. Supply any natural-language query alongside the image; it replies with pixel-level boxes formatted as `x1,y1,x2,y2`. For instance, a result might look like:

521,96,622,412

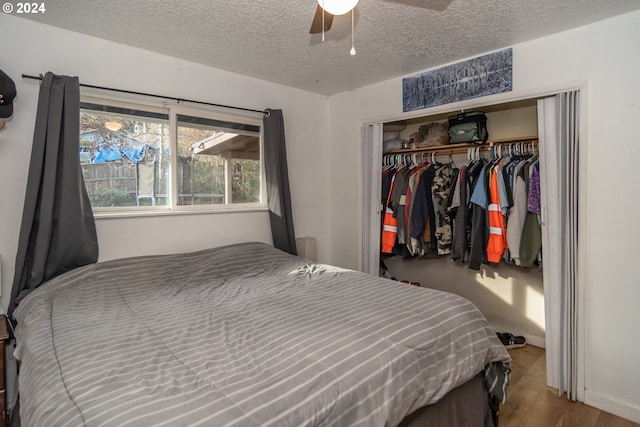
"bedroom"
0,1,639,425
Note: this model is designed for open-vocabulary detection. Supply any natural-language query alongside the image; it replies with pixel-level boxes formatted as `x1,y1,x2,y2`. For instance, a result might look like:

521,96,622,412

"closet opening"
380,99,543,347
362,89,584,401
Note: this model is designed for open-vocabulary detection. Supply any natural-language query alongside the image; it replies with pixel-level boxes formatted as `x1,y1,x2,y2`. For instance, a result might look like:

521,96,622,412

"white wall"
326,10,640,422
0,14,330,311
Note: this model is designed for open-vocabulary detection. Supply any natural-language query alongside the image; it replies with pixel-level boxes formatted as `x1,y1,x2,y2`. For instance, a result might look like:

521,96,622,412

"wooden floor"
500,345,639,427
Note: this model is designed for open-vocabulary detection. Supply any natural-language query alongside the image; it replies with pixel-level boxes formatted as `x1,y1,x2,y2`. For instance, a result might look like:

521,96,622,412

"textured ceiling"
17,0,640,95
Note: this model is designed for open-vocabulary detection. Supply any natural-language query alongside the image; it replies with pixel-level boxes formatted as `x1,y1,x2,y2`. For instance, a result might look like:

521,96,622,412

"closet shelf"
387,135,538,155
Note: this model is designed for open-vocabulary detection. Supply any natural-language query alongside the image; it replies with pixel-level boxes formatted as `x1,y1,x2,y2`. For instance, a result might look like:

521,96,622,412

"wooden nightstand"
0,315,8,427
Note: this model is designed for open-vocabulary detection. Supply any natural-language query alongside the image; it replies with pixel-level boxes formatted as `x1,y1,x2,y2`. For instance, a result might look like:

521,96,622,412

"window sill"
93,205,268,220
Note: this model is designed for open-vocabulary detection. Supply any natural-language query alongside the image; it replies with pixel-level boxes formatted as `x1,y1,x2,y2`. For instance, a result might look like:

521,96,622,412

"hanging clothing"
519,212,542,267
527,161,541,216
381,168,394,209
520,160,542,267
390,167,410,245
487,166,507,263
497,162,513,214
409,164,436,252
506,161,529,266
431,164,455,255
469,161,489,270
404,165,424,256
449,164,469,262
381,171,398,254
380,143,541,270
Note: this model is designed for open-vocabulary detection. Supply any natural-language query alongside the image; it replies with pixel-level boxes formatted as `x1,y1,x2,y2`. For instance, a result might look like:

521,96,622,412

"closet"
378,100,546,348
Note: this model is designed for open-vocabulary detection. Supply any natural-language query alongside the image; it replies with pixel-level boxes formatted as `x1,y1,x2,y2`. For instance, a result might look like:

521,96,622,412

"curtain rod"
21,74,268,116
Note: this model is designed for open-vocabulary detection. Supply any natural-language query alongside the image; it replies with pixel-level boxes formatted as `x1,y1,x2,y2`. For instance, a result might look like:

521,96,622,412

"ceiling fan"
309,0,360,55
309,0,447,55
309,0,357,34
309,0,448,34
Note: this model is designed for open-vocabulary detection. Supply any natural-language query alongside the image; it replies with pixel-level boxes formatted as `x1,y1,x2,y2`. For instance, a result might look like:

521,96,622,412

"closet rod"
387,135,538,155
21,74,269,116
392,143,538,157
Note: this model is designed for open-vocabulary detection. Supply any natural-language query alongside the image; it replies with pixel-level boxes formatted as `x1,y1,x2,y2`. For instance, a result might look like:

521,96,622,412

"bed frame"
400,373,499,427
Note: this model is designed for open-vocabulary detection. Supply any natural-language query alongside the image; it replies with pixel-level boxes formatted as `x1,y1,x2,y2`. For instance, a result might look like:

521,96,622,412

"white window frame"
80,90,267,218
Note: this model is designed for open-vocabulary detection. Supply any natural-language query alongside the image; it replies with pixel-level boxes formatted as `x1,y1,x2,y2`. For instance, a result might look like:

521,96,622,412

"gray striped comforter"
14,242,510,427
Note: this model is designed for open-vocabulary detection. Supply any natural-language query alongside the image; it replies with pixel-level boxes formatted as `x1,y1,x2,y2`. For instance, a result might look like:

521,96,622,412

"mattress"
13,242,510,426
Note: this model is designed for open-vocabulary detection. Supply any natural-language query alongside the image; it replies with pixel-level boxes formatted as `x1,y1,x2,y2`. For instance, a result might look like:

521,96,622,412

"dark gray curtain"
9,72,98,318
263,109,297,255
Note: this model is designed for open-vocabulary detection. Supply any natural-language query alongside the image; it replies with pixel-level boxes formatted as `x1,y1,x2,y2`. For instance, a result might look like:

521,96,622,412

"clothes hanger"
431,151,442,166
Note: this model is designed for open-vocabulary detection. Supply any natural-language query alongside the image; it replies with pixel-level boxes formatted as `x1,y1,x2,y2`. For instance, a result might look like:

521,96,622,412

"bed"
12,242,510,427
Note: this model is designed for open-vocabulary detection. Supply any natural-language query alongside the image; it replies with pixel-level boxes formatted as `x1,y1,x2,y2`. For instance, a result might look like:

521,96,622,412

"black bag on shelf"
448,111,489,145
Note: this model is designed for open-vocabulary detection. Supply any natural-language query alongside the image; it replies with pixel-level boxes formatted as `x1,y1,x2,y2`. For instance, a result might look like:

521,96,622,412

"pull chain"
322,0,325,42
350,8,356,55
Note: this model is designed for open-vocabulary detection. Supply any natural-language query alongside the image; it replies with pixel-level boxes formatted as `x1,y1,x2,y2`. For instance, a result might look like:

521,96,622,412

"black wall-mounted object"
0,69,17,125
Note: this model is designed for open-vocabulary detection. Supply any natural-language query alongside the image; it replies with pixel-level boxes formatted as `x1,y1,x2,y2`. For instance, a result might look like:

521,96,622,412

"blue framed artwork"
402,48,513,112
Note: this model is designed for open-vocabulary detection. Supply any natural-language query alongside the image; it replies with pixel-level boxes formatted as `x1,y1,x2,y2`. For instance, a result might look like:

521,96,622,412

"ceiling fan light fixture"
317,0,359,16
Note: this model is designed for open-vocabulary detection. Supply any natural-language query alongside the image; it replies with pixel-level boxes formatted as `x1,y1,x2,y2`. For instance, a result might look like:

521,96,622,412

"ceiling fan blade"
309,4,334,34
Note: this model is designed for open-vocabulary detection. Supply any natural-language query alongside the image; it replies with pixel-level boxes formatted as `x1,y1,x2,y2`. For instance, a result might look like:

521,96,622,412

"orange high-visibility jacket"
381,172,398,253
487,167,507,263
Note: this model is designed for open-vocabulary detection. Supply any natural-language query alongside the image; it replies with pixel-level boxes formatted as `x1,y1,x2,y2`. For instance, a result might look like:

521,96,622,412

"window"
80,103,170,208
79,96,264,214
176,115,261,206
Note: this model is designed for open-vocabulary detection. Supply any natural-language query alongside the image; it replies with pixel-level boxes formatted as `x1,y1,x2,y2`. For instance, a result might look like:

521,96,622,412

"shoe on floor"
496,332,526,349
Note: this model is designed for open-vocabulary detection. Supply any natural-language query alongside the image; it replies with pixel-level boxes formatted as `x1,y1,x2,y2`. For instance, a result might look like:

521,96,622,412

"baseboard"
489,322,546,349
585,390,640,423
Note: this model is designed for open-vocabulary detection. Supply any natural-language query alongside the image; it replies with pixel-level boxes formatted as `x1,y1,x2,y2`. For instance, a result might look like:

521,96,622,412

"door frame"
360,80,589,401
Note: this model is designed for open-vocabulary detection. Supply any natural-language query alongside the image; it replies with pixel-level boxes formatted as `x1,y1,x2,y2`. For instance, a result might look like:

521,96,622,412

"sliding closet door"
361,124,383,276
538,91,581,400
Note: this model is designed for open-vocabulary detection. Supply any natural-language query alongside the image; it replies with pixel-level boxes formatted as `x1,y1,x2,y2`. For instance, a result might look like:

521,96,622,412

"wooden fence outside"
81,161,224,207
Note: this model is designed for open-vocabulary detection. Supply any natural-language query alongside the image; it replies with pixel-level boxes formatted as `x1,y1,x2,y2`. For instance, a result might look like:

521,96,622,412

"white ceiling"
18,0,640,95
